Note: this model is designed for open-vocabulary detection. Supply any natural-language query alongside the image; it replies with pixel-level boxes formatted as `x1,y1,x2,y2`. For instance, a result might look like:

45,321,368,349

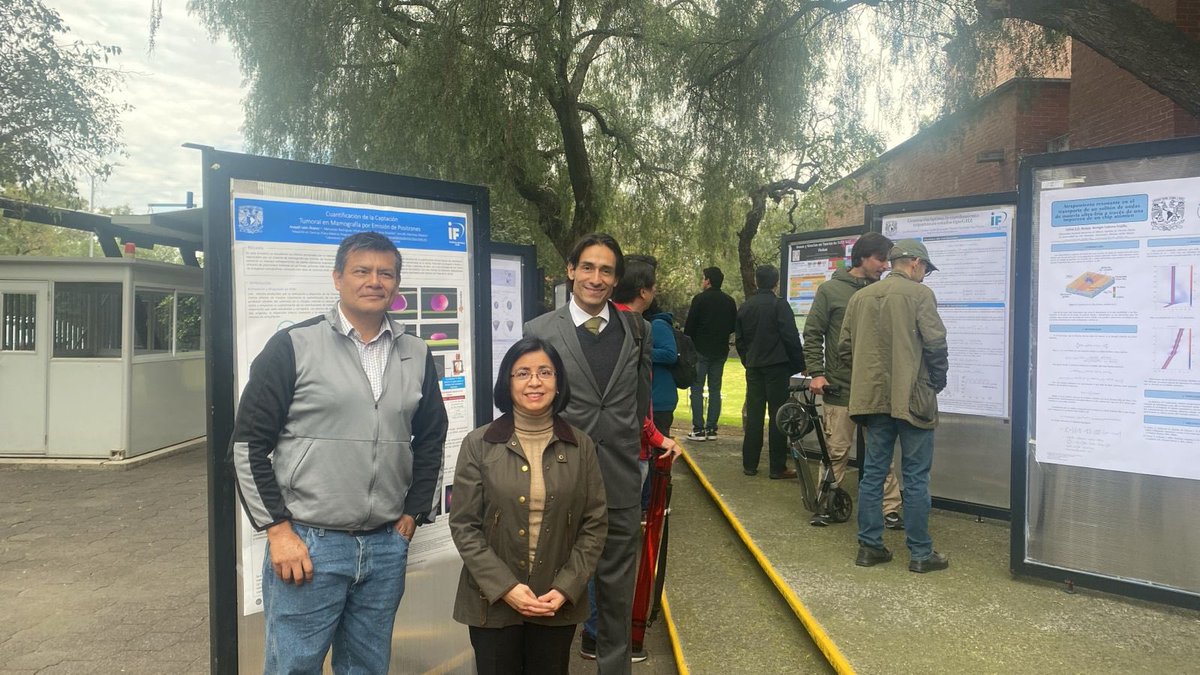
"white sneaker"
686,430,707,442
631,647,648,663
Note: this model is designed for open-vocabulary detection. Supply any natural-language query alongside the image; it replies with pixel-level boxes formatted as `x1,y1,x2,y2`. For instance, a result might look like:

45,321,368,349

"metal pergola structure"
0,197,204,266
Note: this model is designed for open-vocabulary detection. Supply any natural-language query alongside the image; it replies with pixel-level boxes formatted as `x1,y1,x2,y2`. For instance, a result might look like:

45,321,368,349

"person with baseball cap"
837,238,950,573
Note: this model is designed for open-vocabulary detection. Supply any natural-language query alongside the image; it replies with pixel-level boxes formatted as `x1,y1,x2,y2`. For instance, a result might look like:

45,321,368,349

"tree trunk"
737,177,820,297
551,96,601,259
978,0,1200,117
737,186,770,297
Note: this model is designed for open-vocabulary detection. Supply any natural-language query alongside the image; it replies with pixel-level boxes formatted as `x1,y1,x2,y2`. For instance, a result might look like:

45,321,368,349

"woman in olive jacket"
450,336,608,674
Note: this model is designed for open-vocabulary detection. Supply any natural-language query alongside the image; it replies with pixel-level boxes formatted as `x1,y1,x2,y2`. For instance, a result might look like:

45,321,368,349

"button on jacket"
450,414,608,628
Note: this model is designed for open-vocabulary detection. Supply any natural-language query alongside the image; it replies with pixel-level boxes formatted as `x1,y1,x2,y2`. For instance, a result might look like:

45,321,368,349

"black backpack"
667,324,698,389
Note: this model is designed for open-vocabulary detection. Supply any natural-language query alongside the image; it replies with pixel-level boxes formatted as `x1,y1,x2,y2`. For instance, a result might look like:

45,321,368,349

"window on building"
135,289,173,355
53,283,122,358
1,293,37,352
176,293,203,353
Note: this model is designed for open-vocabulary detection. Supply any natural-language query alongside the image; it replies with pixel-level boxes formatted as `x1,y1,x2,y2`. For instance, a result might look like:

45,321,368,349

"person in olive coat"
450,336,608,674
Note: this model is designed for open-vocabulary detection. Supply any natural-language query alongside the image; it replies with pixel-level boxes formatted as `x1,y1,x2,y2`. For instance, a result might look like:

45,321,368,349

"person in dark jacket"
232,232,448,674
802,232,904,529
735,264,805,479
451,336,607,674
684,267,738,441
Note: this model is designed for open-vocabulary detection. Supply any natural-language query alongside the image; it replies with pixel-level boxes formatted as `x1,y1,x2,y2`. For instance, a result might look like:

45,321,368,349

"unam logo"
1151,196,1185,231
883,220,898,236
237,205,264,234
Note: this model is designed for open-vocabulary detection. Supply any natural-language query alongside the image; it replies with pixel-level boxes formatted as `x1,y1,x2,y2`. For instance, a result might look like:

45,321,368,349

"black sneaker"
884,512,905,530
743,468,758,476
631,647,648,663
809,513,832,527
909,551,950,573
579,632,597,660
705,428,718,440
686,429,707,442
855,544,893,567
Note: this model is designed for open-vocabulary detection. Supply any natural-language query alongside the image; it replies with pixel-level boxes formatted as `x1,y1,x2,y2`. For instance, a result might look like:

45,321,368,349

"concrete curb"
0,437,206,471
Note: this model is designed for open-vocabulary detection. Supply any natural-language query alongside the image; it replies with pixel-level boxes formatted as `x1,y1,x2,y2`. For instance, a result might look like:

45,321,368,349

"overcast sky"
51,1,245,212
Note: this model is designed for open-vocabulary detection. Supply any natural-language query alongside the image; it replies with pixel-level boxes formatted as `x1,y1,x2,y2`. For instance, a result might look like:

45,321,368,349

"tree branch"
977,0,1200,116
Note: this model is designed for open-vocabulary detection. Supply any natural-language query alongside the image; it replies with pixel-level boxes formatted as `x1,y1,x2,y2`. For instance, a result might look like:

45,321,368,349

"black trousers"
742,365,791,475
469,622,577,675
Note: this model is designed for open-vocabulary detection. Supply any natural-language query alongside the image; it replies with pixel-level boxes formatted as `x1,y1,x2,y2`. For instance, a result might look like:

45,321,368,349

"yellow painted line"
680,449,856,675
661,591,689,675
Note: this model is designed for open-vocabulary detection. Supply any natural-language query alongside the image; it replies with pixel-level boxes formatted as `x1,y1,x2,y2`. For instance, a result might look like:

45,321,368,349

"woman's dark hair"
493,336,571,415
850,232,892,268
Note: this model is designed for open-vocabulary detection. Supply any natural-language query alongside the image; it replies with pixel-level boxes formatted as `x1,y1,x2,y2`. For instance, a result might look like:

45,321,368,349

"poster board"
201,148,490,673
780,226,865,332
1014,137,1200,610
489,242,539,419
868,194,1017,517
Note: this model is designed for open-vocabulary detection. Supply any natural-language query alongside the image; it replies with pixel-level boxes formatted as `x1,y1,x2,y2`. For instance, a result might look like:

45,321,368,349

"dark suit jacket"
524,303,651,509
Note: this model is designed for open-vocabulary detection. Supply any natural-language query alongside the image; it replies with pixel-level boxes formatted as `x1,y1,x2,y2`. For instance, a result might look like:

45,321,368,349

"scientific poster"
1035,177,1200,480
231,193,475,614
882,206,1014,418
786,235,860,329
490,255,524,419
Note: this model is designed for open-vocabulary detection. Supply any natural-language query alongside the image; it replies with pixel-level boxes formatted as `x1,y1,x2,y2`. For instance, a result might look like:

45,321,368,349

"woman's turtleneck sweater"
513,407,554,564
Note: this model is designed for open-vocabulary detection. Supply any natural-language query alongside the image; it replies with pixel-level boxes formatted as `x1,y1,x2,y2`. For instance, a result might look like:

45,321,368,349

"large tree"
0,0,125,188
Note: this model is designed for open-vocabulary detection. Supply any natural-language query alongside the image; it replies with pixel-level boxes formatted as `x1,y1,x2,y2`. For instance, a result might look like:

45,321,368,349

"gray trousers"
595,504,641,674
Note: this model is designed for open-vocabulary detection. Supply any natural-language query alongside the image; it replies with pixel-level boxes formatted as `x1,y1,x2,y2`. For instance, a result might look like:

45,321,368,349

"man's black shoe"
909,551,950,573
743,468,758,476
855,544,893,567
579,632,597,660
809,513,832,527
884,512,905,530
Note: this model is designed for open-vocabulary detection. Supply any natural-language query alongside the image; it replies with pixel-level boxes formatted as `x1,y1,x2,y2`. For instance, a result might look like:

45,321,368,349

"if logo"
989,212,1008,228
447,222,464,241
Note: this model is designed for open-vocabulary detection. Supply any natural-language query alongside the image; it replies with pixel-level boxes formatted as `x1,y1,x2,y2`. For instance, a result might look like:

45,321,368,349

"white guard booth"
0,257,205,459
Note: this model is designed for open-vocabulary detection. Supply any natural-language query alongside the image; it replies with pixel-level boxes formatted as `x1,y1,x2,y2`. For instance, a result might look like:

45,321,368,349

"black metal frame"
198,147,492,673
1012,136,1200,611
864,192,1018,521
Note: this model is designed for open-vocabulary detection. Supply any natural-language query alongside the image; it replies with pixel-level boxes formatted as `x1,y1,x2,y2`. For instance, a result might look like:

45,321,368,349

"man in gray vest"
525,232,652,674
232,232,448,673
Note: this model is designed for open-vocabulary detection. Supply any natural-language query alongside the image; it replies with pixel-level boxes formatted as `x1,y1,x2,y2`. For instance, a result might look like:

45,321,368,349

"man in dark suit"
524,233,652,674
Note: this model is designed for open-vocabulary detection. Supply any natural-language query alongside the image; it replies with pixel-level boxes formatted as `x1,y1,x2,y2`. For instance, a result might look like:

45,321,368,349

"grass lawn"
671,358,747,431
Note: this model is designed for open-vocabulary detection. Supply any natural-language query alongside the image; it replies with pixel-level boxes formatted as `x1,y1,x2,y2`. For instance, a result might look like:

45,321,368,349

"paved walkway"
0,449,210,674
0,447,677,674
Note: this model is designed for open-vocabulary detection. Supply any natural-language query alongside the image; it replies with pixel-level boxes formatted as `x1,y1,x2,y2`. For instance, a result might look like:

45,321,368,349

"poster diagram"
1156,327,1195,370
1066,271,1115,298
1156,264,1194,308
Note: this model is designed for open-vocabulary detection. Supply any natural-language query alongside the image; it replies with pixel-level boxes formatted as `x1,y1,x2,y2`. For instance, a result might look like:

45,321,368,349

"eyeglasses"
512,367,556,381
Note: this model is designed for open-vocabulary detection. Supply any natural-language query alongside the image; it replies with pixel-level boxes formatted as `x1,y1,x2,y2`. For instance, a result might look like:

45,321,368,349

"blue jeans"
690,354,726,431
263,523,410,674
858,415,934,560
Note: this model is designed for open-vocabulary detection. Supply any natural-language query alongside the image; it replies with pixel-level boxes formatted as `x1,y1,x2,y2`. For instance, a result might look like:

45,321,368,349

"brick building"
822,0,1200,228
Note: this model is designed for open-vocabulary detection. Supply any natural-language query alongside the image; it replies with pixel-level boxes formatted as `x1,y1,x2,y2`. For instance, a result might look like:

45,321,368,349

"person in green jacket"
839,239,950,574
801,232,903,528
